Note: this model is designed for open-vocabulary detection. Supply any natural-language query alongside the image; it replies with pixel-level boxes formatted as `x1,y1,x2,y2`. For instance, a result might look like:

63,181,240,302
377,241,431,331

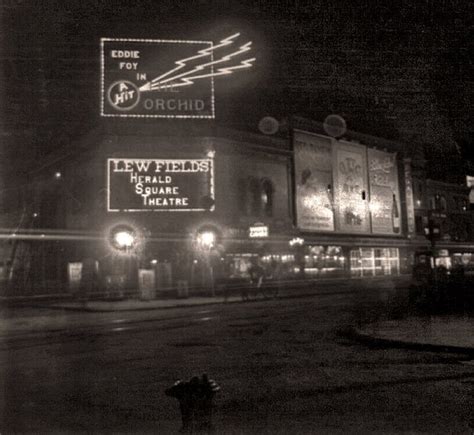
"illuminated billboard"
294,130,335,232
467,176,474,205
294,131,406,236
404,160,416,236
101,34,255,118
333,141,370,233
367,148,401,235
107,158,214,212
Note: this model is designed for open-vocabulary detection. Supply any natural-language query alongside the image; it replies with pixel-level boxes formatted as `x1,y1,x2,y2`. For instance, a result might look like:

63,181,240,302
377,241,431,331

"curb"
0,275,412,306
341,326,474,356
32,288,359,313
35,299,228,313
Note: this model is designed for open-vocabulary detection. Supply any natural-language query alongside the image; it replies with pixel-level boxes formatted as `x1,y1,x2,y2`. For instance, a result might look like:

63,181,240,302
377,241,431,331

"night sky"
1,0,472,182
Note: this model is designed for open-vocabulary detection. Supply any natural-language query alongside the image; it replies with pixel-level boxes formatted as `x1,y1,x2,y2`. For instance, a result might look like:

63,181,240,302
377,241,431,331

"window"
305,245,345,277
439,196,447,211
261,178,274,217
415,215,424,234
240,177,275,218
416,181,423,198
350,248,399,277
454,196,468,212
429,196,436,210
248,177,261,216
237,178,248,215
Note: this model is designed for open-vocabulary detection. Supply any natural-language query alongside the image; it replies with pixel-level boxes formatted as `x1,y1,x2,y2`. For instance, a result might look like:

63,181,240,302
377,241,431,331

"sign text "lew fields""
111,159,211,173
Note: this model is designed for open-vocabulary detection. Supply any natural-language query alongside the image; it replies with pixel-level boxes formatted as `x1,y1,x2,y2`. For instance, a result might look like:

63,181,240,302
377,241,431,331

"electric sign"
101,34,255,118
249,223,269,238
107,158,215,212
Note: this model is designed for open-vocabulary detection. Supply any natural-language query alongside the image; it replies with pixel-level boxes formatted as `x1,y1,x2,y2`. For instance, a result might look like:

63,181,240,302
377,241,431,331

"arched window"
439,196,447,211
237,178,248,215
429,196,436,210
238,177,275,218
248,177,261,216
261,178,274,217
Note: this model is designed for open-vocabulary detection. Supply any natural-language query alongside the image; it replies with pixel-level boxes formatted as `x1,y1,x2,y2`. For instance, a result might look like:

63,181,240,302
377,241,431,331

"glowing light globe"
114,230,135,249
199,231,215,248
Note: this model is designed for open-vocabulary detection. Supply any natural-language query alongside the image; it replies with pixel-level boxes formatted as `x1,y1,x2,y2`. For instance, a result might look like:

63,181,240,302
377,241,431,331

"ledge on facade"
291,116,407,154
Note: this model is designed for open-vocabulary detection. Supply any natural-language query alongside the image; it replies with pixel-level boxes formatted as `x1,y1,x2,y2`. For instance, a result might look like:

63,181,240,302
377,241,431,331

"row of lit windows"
350,248,400,277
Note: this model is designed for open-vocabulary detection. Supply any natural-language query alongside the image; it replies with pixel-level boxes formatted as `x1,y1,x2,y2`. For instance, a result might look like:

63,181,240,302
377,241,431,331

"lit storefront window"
226,254,258,278
350,248,400,277
452,253,474,267
452,253,474,274
304,245,345,277
226,253,295,279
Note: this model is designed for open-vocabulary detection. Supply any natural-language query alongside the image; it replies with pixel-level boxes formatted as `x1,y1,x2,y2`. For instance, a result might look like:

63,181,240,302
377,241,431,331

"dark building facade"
2,117,473,298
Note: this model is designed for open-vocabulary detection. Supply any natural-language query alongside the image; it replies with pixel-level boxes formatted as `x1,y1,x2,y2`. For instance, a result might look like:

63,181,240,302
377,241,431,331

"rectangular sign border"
106,157,215,212
100,37,216,119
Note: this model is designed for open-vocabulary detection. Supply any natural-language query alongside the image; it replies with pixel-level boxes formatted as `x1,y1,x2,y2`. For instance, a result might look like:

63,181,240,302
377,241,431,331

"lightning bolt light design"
139,33,255,92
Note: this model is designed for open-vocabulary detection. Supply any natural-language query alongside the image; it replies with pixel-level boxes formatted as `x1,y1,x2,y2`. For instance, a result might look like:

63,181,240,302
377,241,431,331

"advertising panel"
367,148,401,235
67,262,82,293
138,269,156,300
107,158,214,212
333,141,370,233
404,159,416,236
101,34,254,119
249,223,269,238
294,130,335,232
467,175,474,205
101,38,215,118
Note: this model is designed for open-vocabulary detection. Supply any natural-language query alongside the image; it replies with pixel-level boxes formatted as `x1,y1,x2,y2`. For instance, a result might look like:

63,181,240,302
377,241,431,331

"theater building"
3,116,472,298
8,122,294,297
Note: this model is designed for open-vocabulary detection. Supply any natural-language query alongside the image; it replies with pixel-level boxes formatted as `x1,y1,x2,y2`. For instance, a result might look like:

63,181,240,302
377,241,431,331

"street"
1,292,473,434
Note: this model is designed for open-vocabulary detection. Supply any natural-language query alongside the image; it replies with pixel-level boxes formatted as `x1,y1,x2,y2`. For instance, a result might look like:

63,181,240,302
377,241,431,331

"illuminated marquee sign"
404,159,416,236
249,223,269,238
107,158,215,212
101,34,255,118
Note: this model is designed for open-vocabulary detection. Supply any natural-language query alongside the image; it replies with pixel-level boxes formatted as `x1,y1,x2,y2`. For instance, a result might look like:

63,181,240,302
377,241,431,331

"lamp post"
197,229,216,297
289,237,305,278
113,230,136,252
425,216,442,293
107,224,139,299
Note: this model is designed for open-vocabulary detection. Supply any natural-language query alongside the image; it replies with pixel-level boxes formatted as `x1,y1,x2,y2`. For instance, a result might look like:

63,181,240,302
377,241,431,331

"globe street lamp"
105,224,142,299
197,230,216,250
114,230,135,250
108,224,139,255
196,227,219,296
289,237,305,277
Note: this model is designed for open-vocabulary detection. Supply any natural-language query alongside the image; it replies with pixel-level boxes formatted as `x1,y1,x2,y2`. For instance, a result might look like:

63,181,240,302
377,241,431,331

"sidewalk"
37,281,358,312
355,316,474,354
0,277,405,338
9,275,411,311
